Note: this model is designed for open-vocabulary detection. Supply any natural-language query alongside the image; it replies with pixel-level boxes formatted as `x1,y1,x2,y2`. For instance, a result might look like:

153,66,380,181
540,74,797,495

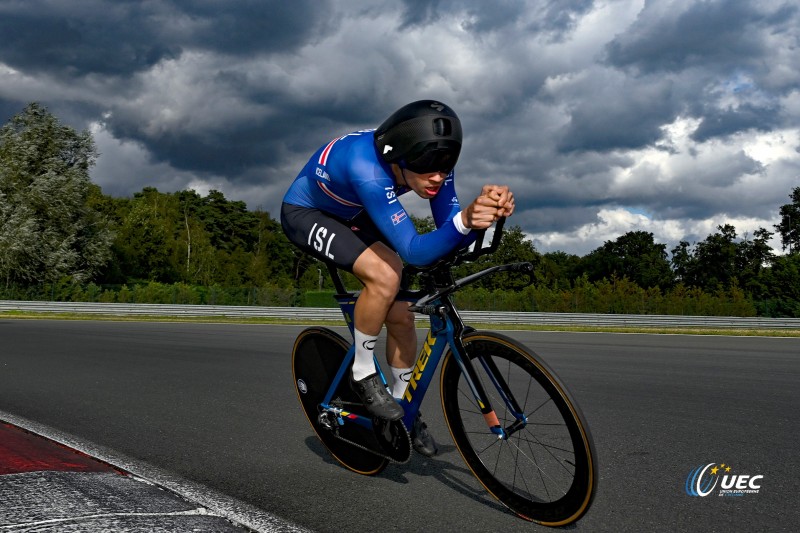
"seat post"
326,262,348,295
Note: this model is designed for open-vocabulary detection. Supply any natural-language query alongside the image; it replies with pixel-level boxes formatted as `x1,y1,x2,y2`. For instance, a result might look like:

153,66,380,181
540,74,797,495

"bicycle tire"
292,327,389,475
440,332,597,526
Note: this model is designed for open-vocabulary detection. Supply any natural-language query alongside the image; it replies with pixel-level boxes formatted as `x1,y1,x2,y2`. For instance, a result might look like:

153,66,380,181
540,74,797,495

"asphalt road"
1,319,797,532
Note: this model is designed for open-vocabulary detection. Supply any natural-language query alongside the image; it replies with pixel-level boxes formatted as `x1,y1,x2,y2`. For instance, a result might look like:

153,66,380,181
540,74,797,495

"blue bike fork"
444,320,527,439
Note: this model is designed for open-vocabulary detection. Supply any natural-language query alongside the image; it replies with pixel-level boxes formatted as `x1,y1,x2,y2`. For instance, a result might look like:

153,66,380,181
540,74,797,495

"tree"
0,193,40,285
0,103,112,286
191,189,258,252
581,231,674,289
110,187,181,282
670,225,778,299
697,224,741,289
736,227,775,296
670,240,695,285
246,209,294,287
775,187,800,254
540,251,582,289
753,253,800,317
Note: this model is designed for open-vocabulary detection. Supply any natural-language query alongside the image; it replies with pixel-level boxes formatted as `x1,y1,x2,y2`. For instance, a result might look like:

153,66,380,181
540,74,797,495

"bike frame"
320,260,532,439
321,292,451,433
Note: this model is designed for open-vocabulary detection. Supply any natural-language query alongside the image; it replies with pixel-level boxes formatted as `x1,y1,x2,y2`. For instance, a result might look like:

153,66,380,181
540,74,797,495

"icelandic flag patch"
391,209,407,225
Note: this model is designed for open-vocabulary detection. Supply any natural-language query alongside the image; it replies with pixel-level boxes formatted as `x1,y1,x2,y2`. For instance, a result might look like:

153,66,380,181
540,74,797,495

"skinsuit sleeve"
344,138,476,266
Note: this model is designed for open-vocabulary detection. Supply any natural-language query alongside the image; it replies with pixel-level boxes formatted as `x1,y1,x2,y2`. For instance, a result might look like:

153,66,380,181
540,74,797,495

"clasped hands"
461,185,515,230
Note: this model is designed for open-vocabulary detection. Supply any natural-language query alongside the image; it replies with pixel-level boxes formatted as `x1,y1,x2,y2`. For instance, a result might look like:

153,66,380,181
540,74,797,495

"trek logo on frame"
402,331,436,402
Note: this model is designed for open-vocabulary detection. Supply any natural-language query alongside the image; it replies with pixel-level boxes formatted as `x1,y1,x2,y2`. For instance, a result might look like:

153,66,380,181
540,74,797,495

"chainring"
372,417,412,464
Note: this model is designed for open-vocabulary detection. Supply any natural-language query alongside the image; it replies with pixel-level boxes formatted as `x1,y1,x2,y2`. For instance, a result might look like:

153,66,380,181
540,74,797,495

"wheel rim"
442,334,595,525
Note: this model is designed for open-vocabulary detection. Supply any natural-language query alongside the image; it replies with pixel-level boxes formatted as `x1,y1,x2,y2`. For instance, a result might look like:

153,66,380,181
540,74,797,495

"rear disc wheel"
292,327,389,475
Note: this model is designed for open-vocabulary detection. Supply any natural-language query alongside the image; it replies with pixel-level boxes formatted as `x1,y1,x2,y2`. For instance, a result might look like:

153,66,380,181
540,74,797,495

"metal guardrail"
2,300,799,329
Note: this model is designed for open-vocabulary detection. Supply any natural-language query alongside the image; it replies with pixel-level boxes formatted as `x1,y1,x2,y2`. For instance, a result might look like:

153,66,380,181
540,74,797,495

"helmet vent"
433,118,451,137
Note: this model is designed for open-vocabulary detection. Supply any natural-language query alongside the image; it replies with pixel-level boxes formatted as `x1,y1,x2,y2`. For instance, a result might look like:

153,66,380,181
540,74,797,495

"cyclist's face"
394,166,448,199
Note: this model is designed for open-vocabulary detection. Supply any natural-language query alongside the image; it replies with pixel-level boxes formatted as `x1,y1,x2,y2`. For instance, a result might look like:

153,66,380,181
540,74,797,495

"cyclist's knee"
370,264,402,301
354,245,402,299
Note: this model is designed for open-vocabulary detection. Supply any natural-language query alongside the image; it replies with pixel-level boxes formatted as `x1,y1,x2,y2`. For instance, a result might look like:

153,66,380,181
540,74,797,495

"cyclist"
281,100,514,456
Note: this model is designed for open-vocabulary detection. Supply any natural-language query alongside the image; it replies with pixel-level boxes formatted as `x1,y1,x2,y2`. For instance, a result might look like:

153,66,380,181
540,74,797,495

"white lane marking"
0,410,311,533
1,508,212,530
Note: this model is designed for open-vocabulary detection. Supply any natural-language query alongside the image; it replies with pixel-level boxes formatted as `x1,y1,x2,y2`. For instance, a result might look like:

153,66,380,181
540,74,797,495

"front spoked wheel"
440,332,597,526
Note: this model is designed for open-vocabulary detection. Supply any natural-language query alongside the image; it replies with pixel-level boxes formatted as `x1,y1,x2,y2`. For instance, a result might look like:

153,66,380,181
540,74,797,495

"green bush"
302,291,339,308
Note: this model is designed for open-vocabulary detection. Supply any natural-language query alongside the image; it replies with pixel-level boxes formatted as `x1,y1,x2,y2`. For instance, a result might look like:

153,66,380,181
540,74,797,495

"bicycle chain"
326,398,412,464
331,427,410,464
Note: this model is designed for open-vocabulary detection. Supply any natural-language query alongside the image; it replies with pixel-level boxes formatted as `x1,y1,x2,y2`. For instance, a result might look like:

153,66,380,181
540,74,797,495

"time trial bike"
291,219,597,526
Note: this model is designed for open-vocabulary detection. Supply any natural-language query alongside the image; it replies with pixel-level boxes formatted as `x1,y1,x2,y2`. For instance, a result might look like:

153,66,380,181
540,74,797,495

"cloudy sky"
1,0,798,256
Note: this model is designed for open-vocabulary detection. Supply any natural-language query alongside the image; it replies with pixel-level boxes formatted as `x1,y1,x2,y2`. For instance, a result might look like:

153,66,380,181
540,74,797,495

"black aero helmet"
374,100,462,174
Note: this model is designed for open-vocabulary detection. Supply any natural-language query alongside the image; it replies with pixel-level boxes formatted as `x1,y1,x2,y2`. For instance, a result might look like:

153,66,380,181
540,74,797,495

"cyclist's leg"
384,300,416,370
384,300,439,456
346,211,416,375
282,203,401,330
351,242,403,375
282,203,403,419
348,243,405,420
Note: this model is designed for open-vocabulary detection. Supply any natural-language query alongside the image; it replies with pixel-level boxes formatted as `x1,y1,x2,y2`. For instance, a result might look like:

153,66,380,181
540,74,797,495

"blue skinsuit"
283,130,475,266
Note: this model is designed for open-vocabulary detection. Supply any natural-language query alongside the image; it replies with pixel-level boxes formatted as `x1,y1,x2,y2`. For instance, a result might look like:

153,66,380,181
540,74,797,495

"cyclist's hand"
480,185,515,219
462,195,499,229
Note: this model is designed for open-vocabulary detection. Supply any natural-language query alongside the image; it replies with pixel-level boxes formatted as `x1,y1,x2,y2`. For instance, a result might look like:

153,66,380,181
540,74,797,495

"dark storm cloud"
520,205,600,234
108,120,275,175
560,1,800,152
0,0,336,177
691,103,783,143
0,100,26,126
106,105,336,176
556,77,679,153
0,97,103,140
101,76,391,178
397,0,595,40
0,1,178,77
605,0,774,74
176,0,334,56
0,0,331,78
